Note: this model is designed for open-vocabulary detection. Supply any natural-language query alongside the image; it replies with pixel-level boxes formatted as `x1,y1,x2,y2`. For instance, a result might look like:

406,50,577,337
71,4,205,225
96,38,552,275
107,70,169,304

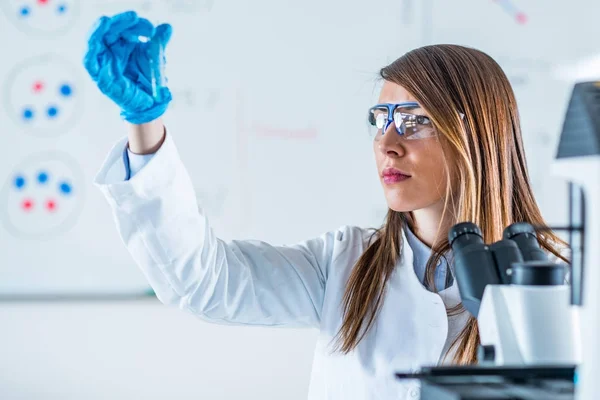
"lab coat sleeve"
94,131,337,328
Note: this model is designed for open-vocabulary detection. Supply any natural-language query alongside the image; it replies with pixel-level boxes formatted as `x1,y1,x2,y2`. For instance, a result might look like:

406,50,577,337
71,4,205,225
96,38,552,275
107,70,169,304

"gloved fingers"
95,59,118,96
83,11,173,122
94,34,136,80
97,61,155,112
153,23,173,47
126,46,152,88
86,50,112,78
84,12,140,77
116,41,139,75
83,45,102,79
103,11,141,46
86,15,111,44
130,39,166,85
104,18,155,79
119,82,155,112
113,58,155,111
119,17,155,44
85,38,136,80
83,16,112,77
156,86,172,104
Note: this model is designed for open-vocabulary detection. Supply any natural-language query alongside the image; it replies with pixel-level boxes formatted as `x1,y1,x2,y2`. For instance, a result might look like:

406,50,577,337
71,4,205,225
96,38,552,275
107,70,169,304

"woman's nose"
378,123,405,158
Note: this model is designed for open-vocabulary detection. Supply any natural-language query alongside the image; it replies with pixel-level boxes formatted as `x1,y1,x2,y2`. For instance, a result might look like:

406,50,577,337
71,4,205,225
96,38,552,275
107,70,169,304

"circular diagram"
0,151,85,239
0,0,79,36
3,54,83,137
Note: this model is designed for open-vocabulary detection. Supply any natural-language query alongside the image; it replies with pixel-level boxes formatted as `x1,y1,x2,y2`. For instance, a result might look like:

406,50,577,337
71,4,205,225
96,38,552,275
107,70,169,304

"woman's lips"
382,167,411,184
383,173,410,184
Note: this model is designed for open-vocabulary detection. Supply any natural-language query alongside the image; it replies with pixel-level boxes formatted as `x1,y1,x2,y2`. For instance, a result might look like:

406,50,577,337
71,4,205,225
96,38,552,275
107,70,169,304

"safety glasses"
367,102,437,140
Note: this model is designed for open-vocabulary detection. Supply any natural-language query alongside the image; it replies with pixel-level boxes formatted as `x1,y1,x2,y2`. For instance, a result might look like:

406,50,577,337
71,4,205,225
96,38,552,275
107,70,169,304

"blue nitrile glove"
83,11,173,124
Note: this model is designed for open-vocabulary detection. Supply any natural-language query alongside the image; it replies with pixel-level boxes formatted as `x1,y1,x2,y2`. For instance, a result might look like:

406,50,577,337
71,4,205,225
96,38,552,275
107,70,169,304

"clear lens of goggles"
367,105,436,140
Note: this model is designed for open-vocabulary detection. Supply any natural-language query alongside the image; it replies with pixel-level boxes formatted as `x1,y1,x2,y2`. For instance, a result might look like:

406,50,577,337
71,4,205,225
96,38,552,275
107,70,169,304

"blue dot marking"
59,182,72,195
19,6,30,17
37,171,49,184
47,106,59,118
57,4,67,14
22,107,34,121
14,175,26,190
60,84,72,97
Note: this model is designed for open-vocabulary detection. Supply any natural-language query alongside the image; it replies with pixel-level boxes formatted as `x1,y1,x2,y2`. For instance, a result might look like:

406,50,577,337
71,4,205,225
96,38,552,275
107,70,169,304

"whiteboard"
0,0,595,297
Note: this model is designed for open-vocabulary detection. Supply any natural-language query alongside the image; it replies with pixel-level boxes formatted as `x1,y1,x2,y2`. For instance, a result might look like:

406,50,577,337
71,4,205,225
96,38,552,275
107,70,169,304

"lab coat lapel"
359,229,450,376
310,228,458,399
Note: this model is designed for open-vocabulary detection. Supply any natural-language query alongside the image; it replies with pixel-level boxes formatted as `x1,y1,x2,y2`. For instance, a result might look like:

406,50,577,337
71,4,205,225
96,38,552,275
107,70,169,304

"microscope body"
478,284,580,365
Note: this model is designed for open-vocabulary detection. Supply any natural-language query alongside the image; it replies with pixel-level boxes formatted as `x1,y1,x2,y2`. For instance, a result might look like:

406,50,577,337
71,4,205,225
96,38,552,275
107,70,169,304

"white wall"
0,299,318,399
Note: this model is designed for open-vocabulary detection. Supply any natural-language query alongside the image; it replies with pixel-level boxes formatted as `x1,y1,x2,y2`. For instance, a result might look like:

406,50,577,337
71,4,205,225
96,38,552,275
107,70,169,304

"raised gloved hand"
83,11,173,124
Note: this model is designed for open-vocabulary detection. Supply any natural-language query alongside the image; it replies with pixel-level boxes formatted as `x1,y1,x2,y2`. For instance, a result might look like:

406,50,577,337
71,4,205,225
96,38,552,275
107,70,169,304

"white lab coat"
94,132,469,400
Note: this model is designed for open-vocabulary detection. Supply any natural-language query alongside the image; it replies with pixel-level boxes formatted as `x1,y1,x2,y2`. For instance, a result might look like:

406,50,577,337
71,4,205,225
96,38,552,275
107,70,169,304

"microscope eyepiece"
448,222,483,247
449,221,556,319
503,222,536,240
448,222,500,317
503,222,548,262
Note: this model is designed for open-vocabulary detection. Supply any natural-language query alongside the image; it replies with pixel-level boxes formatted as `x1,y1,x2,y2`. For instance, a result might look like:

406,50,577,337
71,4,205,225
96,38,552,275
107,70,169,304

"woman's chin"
384,194,430,213
385,202,417,213
382,191,412,212
385,196,445,214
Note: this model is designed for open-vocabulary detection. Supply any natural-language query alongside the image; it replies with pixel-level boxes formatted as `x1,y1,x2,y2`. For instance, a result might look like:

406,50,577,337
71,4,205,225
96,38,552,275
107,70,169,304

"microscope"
448,221,580,367
396,81,599,399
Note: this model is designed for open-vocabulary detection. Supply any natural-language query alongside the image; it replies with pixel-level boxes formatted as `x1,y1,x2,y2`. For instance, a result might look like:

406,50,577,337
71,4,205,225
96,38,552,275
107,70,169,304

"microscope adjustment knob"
478,344,496,363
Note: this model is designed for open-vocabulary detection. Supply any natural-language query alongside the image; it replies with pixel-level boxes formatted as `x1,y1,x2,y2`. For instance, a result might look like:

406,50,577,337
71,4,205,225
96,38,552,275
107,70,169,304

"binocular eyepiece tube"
448,221,564,317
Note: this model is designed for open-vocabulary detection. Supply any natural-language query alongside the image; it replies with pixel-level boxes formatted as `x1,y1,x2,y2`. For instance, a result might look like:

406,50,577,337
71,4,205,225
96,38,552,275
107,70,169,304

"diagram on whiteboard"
235,89,318,141
0,152,84,239
3,54,82,137
0,0,79,35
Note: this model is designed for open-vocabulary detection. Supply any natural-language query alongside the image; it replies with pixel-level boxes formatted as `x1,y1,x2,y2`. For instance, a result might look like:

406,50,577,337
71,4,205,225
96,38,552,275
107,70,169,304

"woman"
85,11,567,400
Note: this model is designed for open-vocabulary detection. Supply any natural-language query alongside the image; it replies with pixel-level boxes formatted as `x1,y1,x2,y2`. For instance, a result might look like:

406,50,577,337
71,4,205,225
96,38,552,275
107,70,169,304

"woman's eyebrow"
407,105,427,114
401,101,423,111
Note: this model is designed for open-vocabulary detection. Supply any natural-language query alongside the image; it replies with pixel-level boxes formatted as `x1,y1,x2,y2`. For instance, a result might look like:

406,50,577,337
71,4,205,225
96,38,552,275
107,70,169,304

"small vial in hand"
138,31,167,100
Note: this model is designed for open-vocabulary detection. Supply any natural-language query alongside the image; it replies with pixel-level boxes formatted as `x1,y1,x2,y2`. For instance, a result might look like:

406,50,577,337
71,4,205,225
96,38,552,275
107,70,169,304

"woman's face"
373,81,449,213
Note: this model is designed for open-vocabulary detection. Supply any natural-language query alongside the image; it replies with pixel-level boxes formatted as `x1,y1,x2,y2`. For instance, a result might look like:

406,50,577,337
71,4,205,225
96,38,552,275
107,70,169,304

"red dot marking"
37,0,49,5
515,12,528,25
22,199,34,211
32,81,44,93
46,199,57,212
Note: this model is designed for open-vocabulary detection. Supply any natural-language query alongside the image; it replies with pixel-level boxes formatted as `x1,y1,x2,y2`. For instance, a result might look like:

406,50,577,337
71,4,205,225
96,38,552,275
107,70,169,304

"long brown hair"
335,44,568,364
